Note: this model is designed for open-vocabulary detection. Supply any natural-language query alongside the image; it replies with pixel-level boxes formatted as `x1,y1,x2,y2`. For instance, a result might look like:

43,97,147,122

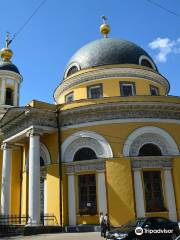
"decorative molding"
0,70,23,83
26,127,44,137
60,101,180,128
54,67,169,100
65,137,104,162
66,159,105,174
61,118,180,130
132,157,172,169
123,126,179,156
61,130,113,162
26,142,51,172
1,108,56,140
129,134,168,156
1,143,14,150
40,143,51,165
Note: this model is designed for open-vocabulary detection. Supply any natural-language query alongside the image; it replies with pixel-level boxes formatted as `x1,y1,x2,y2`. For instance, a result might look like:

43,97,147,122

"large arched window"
5,88,13,105
139,143,162,156
74,147,97,161
40,157,45,167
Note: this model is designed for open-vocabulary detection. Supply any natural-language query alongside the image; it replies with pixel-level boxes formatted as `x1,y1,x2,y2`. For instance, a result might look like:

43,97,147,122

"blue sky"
0,0,179,105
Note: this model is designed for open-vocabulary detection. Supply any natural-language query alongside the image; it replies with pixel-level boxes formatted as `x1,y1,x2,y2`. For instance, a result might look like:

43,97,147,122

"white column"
14,82,18,106
1,79,5,105
97,170,107,215
1,143,12,215
28,129,41,225
164,168,177,221
68,173,76,225
133,168,145,217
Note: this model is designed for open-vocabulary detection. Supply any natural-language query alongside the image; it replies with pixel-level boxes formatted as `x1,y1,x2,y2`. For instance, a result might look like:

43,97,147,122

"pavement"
0,232,103,240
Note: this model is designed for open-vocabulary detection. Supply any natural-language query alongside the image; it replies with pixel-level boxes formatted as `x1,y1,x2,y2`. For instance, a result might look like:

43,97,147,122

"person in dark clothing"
103,213,110,237
99,212,104,237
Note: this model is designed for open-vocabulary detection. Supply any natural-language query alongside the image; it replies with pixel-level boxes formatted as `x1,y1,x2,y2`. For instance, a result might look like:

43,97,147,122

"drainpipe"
56,106,63,227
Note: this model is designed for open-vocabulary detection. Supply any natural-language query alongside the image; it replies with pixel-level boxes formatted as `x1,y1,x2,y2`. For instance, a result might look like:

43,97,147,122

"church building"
0,19,180,227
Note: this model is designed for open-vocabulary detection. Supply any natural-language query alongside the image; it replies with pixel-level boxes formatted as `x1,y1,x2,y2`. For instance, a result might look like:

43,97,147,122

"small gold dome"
100,23,110,38
0,48,13,62
100,16,110,38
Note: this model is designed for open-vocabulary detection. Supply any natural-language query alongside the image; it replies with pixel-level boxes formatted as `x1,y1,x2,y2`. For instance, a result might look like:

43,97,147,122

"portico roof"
0,106,57,142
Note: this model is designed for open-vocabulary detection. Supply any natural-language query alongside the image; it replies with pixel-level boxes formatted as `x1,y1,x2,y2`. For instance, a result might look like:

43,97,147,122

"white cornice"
0,70,23,83
61,118,180,130
54,67,169,101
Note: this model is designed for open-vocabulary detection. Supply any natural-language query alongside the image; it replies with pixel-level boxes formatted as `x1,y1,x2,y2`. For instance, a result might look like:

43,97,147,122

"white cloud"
148,37,180,63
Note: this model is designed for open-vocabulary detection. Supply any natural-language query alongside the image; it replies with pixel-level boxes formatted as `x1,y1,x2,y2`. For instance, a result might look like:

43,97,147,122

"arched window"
139,143,162,156
66,66,78,77
141,59,154,69
40,157,45,167
5,88,13,105
139,55,156,71
74,147,97,161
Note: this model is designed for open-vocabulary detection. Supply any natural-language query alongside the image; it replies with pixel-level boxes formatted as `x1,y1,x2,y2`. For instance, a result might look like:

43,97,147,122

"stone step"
65,225,100,233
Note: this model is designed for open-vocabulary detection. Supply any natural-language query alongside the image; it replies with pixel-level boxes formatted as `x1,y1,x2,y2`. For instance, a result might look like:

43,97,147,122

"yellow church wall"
18,143,31,217
145,212,169,219
41,133,58,164
28,100,56,110
11,148,22,215
106,158,135,226
61,122,180,158
21,144,29,217
21,171,28,216
172,157,180,220
46,164,60,225
77,215,98,225
58,77,165,104
62,166,68,226
61,121,180,224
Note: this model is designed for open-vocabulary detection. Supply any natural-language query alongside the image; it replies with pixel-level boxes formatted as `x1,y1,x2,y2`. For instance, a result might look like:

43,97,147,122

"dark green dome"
0,61,20,74
64,38,157,78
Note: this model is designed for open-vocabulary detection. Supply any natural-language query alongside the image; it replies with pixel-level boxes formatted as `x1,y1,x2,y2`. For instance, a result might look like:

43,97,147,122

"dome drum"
54,66,169,101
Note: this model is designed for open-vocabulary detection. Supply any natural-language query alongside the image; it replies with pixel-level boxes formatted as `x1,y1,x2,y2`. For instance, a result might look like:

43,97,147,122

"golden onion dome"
0,48,13,62
0,32,13,62
100,16,110,38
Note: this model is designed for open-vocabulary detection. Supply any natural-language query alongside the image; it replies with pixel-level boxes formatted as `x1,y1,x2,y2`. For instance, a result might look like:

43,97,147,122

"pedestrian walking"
99,212,105,237
103,213,110,237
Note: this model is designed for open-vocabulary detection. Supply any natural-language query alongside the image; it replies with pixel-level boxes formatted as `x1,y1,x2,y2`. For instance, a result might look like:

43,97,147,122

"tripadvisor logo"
135,227,174,235
135,227,143,235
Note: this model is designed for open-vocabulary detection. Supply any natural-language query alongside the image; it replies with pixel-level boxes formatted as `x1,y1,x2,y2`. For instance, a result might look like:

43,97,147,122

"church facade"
0,21,180,227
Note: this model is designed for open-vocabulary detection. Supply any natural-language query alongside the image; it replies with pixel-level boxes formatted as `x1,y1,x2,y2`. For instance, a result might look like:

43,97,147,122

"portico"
0,105,56,225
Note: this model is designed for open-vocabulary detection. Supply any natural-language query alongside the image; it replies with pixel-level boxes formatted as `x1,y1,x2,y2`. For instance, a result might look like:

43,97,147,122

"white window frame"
88,84,103,99
65,92,74,103
120,82,135,97
139,55,156,71
150,85,159,96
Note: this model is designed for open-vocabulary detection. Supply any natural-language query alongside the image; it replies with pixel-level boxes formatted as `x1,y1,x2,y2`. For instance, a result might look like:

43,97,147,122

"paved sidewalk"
1,232,103,240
